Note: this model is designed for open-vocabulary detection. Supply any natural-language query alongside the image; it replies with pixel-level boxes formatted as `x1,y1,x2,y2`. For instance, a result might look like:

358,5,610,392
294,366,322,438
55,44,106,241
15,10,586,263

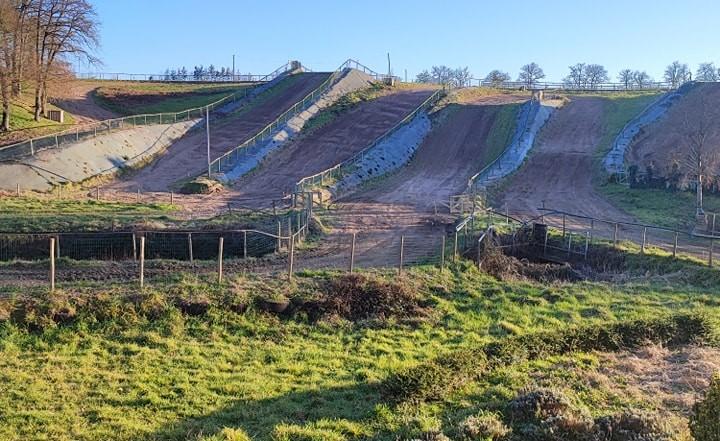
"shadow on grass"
144,382,381,440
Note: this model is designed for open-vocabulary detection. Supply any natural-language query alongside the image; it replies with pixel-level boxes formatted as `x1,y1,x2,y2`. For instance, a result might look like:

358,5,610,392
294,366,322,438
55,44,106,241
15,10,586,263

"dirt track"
52,81,118,124
496,97,633,222
629,82,720,174
109,73,330,192
229,89,435,203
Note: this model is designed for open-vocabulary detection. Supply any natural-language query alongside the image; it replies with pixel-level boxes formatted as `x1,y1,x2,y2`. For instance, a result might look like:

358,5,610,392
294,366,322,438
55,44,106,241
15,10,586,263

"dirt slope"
496,97,633,222
230,89,434,203
110,72,330,192
629,82,720,175
52,81,118,123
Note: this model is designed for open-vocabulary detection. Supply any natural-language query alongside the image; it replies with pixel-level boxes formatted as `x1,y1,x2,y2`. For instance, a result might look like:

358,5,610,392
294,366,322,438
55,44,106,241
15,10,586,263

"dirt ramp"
353,104,509,208
109,72,330,192
629,82,720,177
231,89,435,203
497,97,633,221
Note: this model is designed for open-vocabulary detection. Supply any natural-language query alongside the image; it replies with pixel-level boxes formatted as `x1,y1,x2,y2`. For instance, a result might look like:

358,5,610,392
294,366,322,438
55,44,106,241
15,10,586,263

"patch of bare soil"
594,344,720,414
629,83,720,179
51,80,118,123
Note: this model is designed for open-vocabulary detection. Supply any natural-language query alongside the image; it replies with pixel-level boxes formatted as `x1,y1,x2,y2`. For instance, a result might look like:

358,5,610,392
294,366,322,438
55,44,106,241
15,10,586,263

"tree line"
417,60,720,90
160,65,236,81
0,0,98,132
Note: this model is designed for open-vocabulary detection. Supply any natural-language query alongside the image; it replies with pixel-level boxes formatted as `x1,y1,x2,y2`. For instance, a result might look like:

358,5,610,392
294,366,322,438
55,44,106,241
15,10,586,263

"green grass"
593,91,661,159
600,183,720,230
93,82,254,116
0,249,718,440
0,197,175,232
480,103,520,169
0,101,77,146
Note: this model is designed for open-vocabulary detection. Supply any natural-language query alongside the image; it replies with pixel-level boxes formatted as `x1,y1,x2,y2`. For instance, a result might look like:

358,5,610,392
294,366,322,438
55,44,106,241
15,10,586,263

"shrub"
690,373,720,441
594,411,672,441
219,427,252,441
457,410,511,440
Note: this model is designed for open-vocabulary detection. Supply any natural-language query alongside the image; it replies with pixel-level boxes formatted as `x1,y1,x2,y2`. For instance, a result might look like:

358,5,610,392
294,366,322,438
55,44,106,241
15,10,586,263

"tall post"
440,236,446,272
641,227,647,254
288,235,294,280
673,232,679,258
188,233,194,263
398,235,405,275
206,106,211,178
95,186,100,201
139,236,145,289
243,231,248,259
562,214,566,238
712,213,717,234
584,232,590,259
349,233,356,273
453,231,458,262
218,237,224,284
16,183,20,197
49,237,56,291
132,233,137,261
543,229,549,255
277,221,282,251
709,239,714,268
613,223,619,247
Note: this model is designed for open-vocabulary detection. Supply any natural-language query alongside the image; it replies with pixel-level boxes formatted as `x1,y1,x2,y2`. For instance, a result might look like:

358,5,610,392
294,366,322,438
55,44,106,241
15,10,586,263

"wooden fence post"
398,236,405,275
139,236,145,289
709,239,714,268
673,232,679,258
277,221,282,251
49,237,56,291
16,183,20,197
188,233,194,263
584,232,590,259
218,237,224,284
613,223,619,246
288,235,294,280
440,236,446,272
96,186,100,201
543,229,549,255
243,231,248,259
641,227,647,254
453,231,458,262
132,233,137,261
349,233,356,273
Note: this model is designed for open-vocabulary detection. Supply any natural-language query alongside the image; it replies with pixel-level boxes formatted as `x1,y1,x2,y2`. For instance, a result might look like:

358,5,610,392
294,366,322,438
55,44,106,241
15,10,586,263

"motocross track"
629,82,720,175
228,89,435,204
108,72,330,192
52,81,119,123
496,97,634,223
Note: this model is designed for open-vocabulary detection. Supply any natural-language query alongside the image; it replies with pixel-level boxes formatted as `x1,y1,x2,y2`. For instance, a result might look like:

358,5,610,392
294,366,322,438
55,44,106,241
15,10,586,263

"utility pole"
206,106,211,178
232,54,235,79
387,53,391,77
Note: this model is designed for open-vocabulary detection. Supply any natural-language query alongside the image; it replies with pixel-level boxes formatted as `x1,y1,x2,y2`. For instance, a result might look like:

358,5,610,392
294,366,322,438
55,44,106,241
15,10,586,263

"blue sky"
85,0,720,82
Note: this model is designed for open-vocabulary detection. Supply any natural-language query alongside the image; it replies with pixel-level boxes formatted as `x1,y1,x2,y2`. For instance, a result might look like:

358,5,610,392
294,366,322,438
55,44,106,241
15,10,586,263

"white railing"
470,79,673,91
73,61,308,83
294,89,444,193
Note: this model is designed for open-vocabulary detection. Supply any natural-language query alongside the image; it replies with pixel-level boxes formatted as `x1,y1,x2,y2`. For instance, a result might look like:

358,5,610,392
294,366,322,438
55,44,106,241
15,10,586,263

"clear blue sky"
85,0,720,82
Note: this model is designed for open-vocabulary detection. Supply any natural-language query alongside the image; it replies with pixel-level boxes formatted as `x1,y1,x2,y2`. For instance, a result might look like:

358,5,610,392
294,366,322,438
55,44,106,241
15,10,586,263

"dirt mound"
298,273,431,323
478,244,583,283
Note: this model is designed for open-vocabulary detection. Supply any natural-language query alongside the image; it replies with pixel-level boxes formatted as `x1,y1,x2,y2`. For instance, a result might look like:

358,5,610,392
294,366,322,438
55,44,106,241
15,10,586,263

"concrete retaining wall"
0,119,201,191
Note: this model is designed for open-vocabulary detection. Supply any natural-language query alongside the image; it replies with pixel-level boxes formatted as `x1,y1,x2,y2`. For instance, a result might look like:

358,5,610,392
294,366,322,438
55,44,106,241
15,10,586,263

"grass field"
592,91,662,159
93,82,255,116
0,241,718,440
0,100,76,147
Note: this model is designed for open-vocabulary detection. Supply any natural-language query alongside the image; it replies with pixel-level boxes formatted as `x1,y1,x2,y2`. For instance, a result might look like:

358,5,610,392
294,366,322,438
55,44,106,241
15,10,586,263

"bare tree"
633,70,652,89
584,64,609,89
680,96,719,216
0,1,19,131
430,65,454,86
518,62,545,88
29,0,99,121
415,69,431,83
452,66,471,88
485,69,510,87
618,69,634,89
696,62,718,82
664,61,690,89
563,63,586,88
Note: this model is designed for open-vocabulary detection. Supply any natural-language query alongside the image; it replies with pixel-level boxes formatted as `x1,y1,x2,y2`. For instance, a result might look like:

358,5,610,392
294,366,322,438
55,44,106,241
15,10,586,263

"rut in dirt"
109,72,330,192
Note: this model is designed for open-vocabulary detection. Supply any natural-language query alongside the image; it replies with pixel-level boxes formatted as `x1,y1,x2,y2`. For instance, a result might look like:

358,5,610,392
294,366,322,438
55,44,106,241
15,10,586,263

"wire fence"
470,79,674,91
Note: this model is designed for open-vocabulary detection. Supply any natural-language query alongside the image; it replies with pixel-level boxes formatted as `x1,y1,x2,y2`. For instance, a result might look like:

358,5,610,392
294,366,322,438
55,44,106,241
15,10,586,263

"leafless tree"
485,69,510,87
584,64,608,89
518,62,545,88
664,61,690,88
618,69,634,89
452,66,471,88
563,63,586,88
0,1,19,131
29,0,99,121
415,69,431,83
680,96,719,215
633,70,652,89
430,65,454,86
696,62,718,82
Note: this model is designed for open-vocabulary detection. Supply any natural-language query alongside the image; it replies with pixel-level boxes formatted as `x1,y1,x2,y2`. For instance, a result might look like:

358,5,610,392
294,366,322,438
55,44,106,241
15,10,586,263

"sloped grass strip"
383,313,718,403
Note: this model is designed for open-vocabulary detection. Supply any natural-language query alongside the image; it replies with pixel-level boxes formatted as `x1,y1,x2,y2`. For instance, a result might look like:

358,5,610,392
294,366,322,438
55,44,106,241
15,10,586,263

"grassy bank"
0,101,76,147
0,247,718,440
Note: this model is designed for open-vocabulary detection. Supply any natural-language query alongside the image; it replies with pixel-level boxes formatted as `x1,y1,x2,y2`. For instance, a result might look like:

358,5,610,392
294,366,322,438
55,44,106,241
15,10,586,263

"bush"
457,411,511,440
690,374,720,441
594,411,672,441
